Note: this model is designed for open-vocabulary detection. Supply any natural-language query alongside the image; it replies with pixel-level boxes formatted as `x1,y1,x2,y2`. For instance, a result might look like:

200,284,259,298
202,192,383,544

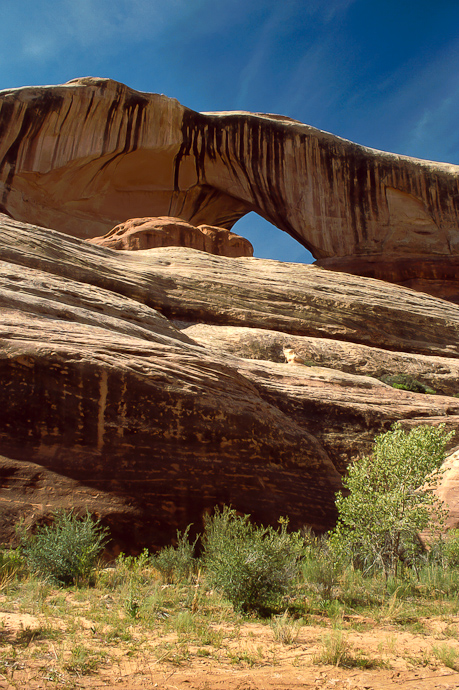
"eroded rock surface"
179,324,459,397
87,216,253,257
437,449,459,530
1,78,459,299
2,214,459,546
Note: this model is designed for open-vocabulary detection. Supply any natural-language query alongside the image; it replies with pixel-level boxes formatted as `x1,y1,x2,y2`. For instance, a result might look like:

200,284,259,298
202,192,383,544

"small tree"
331,423,454,577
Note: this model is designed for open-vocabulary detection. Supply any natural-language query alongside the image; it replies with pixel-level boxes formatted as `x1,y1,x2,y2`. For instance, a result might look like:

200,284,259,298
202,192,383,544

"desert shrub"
0,547,26,588
415,562,459,597
441,530,459,568
301,534,341,599
0,547,26,577
270,611,303,643
433,643,459,669
429,529,459,569
116,548,150,572
330,423,453,578
337,566,388,608
314,628,352,666
101,548,152,589
202,506,302,614
380,374,436,394
20,510,109,586
153,525,198,583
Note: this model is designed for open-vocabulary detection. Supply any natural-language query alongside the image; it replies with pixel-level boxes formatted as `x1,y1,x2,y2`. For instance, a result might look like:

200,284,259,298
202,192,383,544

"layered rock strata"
1,78,459,299
1,214,459,547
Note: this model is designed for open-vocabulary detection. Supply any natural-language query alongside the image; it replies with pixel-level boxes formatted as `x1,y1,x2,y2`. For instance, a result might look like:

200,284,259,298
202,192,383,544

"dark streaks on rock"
1,216,459,547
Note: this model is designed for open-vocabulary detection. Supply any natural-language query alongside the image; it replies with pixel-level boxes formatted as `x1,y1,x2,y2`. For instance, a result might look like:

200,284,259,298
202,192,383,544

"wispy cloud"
404,92,459,163
61,0,189,46
355,38,459,162
3,0,194,78
21,35,58,61
235,7,285,106
303,0,357,22
275,37,357,125
234,0,358,112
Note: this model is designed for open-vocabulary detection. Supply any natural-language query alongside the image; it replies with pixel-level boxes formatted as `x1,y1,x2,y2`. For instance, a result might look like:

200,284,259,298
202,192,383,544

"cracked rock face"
1,214,459,548
1,78,459,299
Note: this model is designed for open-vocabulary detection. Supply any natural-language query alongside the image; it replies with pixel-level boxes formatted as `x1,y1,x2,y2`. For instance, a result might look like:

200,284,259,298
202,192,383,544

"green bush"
430,529,459,569
101,548,152,589
0,547,26,587
20,510,109,586
301,535,341,600
202,506,302,614
380,374,436,394
441,530,459,568
153,525,198,583
415,561,459,597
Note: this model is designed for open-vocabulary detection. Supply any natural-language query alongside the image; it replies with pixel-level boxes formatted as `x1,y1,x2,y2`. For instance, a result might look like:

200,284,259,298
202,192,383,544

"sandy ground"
1,610,459,689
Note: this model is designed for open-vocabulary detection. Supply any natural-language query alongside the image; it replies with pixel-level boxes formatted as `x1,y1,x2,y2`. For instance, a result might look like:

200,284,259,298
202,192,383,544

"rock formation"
87,216,253,257
1,213,459,549
1,78,459,299
438,448,459,529
2,78,459,548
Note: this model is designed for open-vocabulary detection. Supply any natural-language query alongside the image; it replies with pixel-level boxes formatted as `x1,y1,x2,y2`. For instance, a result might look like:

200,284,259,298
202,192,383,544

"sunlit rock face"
87,216,253,257
2,79,459,549
1,215,459,548
1,77,459,299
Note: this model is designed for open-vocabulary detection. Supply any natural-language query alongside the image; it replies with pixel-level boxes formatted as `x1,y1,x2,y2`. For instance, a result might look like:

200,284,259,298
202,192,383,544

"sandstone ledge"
1,216,459,546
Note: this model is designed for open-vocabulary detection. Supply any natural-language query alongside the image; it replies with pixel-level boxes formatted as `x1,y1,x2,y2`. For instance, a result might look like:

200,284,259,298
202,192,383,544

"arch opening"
233,213,315,264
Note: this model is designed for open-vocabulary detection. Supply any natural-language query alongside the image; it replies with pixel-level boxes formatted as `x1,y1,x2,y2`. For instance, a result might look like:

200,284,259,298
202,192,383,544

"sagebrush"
202,506,303,614
21,510,109,586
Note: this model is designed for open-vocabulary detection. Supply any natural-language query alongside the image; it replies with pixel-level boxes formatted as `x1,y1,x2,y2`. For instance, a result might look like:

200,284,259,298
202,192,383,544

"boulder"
87,216,253,257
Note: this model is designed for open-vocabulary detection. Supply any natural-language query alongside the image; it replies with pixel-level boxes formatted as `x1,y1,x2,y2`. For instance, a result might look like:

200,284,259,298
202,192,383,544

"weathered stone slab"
1,216,459,545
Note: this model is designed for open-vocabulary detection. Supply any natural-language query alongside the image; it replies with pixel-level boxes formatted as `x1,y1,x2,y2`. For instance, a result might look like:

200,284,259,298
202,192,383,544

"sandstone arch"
1,77,459,297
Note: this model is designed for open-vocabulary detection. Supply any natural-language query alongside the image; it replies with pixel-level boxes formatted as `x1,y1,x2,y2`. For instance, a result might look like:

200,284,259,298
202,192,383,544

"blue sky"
2,0,459,262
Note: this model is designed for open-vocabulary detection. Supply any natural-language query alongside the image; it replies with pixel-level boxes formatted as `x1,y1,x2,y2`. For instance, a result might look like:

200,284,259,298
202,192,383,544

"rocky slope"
1,213,459,548
2,78,459,300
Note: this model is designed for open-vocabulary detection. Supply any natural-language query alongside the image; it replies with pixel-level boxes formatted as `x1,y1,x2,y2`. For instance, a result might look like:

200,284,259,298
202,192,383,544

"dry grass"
0,558,458,688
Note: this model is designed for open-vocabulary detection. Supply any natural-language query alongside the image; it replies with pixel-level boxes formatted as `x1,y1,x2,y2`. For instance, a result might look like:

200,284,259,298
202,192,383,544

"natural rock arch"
1,77,459,297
